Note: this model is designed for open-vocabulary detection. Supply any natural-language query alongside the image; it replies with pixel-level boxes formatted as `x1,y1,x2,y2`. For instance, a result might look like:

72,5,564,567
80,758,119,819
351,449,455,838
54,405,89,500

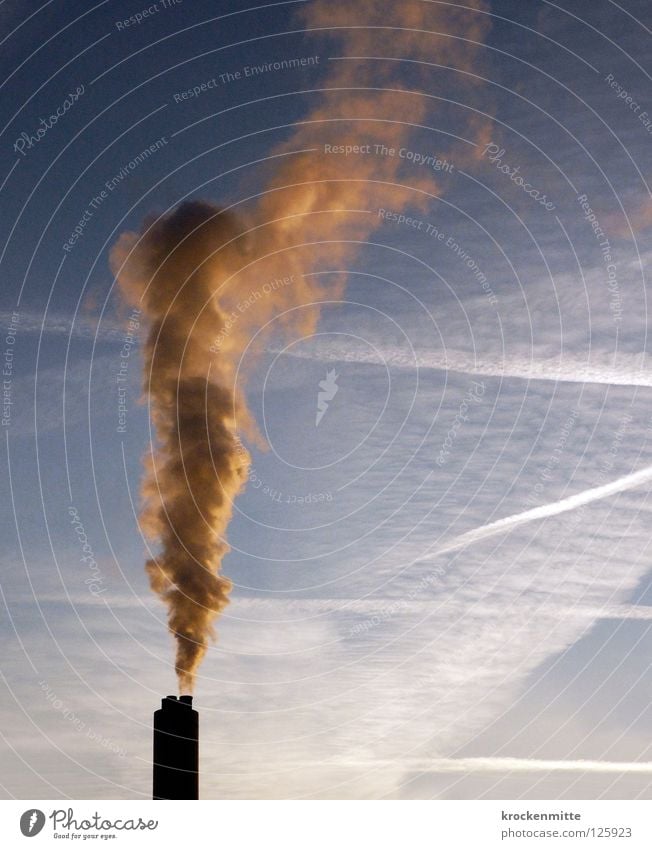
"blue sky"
2,0,652,799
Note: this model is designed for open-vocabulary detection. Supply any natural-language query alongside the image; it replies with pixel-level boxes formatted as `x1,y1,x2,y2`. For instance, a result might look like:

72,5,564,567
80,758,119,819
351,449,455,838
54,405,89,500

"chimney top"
160,694,193,709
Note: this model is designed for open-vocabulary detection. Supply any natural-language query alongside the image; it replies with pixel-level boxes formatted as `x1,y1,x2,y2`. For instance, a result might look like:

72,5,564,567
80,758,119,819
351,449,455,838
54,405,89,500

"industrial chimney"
153,695,199,800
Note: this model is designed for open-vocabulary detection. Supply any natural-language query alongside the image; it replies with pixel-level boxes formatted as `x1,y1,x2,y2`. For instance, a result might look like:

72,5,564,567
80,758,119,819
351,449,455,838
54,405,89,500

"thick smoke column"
111,205,253,692
111,0,490,691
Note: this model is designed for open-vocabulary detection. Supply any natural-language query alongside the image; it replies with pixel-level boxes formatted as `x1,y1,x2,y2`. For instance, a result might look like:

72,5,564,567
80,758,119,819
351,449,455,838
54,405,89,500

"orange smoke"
110,0,491,692
608,195,652,239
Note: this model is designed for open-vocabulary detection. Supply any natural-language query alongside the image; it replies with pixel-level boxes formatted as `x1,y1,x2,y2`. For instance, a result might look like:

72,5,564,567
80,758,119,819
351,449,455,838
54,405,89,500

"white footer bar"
2,800,651,847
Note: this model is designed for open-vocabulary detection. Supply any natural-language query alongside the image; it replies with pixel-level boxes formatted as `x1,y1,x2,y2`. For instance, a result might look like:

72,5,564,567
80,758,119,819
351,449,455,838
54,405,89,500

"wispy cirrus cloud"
278,339,652,388
0,310,126,343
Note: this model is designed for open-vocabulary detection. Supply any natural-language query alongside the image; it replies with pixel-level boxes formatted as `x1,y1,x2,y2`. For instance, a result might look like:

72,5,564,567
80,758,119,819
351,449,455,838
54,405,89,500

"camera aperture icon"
315,369,339,426
20,809,45,837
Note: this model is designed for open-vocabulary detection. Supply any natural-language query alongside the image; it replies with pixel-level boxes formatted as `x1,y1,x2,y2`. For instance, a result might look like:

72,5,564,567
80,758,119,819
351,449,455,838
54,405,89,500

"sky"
2,0,652,800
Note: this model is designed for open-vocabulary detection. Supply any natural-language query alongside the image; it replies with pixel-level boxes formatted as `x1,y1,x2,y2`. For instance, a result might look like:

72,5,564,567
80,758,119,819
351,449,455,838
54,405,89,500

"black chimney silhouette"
153,695,199,800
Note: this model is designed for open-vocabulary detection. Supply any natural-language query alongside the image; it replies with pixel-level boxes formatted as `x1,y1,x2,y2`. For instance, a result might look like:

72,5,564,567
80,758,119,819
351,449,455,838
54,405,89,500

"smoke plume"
110,0,491,692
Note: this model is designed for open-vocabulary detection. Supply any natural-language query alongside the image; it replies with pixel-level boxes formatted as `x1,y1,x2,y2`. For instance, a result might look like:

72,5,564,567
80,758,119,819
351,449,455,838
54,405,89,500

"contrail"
280,342,652,388
0,310,125,342
111,0,492,692
430,464,652,559
353,757,652,774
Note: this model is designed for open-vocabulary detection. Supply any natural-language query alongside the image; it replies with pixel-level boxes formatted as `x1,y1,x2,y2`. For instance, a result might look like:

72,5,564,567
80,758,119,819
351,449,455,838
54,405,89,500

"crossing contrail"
429,464,652,558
